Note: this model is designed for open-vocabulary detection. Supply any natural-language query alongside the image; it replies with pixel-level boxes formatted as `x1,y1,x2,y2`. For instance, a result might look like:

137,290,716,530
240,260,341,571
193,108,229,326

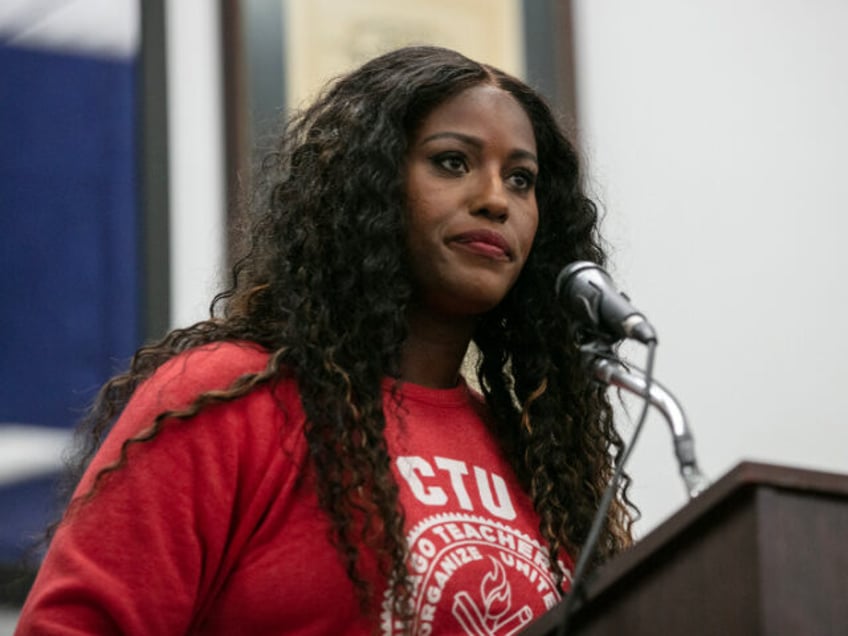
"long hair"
58,45,632,624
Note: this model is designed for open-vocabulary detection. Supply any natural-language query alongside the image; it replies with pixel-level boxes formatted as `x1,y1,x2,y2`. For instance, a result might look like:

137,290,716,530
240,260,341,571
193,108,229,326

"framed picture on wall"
283,0,524,109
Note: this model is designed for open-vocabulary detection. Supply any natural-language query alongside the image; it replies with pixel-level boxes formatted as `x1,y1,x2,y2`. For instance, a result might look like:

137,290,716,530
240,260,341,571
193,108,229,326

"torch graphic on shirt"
452,557,533,636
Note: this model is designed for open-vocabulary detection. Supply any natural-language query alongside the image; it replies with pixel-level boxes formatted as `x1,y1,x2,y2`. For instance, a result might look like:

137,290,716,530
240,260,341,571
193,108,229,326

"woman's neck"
399,308,476,389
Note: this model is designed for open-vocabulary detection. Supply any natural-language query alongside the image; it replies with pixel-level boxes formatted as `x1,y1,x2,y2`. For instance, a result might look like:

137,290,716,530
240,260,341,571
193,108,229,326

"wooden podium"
521,461,848,635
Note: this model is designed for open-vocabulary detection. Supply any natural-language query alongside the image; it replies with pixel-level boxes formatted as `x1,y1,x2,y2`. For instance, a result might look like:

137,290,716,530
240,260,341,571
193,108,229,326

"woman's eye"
508,170,537,191
434,153,468,174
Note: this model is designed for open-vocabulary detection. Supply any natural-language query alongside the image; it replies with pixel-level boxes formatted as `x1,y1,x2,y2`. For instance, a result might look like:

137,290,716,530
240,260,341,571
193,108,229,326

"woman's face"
404,83,539,317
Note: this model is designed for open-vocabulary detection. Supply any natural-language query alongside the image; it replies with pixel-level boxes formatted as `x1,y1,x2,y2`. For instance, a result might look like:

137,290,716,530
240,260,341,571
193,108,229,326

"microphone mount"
580,340,709,499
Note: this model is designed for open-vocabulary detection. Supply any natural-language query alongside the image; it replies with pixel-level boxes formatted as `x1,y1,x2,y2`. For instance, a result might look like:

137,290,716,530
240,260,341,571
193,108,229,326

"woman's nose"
471,171,509,222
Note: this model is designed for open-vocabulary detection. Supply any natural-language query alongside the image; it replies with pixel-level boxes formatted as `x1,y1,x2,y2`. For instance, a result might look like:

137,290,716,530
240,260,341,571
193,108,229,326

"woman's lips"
450,230,512,260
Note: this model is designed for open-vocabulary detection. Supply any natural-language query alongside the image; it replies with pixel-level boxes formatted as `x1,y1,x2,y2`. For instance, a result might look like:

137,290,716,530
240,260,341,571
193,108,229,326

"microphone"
555,261,657,344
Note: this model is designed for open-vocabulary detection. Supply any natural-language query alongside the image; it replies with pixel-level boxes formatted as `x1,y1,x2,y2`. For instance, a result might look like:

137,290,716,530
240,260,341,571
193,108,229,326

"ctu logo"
396,456,517,520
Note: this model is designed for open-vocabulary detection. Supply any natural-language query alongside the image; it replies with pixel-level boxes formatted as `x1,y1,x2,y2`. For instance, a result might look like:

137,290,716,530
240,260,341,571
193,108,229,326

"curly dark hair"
59,45,633,626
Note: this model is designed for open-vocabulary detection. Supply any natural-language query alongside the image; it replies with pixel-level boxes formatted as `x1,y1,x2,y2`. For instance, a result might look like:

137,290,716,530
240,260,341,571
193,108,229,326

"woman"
16,45,633,635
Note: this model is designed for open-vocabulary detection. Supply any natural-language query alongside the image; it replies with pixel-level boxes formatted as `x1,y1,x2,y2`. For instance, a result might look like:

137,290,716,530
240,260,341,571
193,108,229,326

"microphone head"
556,261,657,344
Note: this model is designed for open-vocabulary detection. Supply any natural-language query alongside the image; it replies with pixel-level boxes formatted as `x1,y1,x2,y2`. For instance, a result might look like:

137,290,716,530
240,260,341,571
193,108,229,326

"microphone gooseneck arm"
587,352,709,499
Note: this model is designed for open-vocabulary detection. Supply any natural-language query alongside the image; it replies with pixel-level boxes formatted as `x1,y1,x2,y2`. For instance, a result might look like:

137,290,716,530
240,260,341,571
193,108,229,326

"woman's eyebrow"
419,131,538,165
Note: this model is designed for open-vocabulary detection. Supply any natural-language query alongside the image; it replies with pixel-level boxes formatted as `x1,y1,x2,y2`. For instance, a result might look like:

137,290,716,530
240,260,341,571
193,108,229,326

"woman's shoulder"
130,340,278,416
91,340,302,481
156,340,271,386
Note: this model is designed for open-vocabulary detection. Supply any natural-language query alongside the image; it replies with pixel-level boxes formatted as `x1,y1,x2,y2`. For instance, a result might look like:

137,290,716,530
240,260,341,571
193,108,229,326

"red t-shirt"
17,342,571,635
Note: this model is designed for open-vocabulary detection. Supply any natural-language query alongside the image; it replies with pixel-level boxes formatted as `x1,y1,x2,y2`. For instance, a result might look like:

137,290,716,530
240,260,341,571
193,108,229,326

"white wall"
0,0,138,55
165,0,227,327
572,0,848,535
